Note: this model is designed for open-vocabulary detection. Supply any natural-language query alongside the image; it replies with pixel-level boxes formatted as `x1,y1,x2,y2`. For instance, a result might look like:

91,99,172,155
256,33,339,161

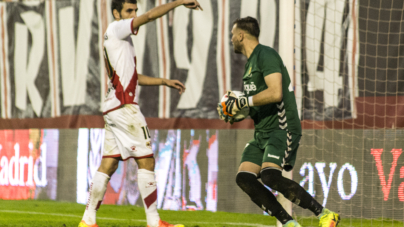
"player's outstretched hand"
222,90,248,116
165,79,186,94
182,0,203,11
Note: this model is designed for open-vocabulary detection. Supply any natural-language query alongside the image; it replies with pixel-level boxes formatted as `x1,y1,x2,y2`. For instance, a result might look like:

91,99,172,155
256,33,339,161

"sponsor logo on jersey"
131,146,136,151
104,34,108,40
244,82,257,94
268,154,280,159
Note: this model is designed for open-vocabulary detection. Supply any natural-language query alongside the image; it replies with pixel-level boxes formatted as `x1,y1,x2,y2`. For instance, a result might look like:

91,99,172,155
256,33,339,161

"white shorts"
103,104,153,160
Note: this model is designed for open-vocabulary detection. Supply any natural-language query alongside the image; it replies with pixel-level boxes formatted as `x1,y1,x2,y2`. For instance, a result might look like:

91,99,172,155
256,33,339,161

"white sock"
138,169,160,227
82,171,110,225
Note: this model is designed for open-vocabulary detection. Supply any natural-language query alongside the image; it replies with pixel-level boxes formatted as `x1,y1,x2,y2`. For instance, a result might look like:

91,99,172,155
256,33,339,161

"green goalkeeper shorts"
241,130,301,171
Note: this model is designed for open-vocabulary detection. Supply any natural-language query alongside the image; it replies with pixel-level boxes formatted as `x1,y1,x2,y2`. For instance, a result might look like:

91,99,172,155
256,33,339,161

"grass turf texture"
0,200,402,227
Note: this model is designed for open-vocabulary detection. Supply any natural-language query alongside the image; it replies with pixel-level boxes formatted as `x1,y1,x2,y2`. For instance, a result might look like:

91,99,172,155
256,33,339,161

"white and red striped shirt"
102,18,139,114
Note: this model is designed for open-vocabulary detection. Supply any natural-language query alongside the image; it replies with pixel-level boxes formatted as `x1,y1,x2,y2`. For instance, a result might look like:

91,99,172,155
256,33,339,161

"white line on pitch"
0,210,274,227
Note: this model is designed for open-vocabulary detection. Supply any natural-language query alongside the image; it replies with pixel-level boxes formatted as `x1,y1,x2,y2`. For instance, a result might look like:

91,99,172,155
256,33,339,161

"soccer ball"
220,91,250,122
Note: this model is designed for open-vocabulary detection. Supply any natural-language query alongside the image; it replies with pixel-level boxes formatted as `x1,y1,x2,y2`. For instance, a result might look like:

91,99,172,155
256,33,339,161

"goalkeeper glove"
221,90,248,116
217,103,235,124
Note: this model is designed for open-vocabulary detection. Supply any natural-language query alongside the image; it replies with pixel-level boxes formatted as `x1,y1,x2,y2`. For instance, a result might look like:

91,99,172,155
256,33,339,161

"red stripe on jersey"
102,103,138,115
144,189,157,209
106,57,138,114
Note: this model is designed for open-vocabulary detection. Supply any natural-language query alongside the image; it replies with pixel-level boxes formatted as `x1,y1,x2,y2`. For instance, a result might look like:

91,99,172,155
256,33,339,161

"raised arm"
132,0,202,30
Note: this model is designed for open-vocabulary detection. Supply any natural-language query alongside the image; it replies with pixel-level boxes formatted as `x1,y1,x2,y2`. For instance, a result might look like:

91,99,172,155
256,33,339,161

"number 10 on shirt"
141,126,151,139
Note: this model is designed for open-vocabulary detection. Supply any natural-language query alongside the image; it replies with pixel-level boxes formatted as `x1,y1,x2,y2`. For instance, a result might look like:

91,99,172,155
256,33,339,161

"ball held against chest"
220,91,250,122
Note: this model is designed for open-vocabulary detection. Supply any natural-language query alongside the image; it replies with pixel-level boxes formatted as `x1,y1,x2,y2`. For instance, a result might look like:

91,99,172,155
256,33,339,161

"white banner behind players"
0,0,280,120
0,0,378,123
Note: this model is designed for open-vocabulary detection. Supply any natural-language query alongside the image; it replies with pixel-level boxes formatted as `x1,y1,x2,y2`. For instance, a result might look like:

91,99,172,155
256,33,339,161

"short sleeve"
111,18,137,40
257,49,282,76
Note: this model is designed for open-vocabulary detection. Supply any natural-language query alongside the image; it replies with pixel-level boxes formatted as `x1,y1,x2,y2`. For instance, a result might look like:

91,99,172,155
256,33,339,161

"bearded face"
231,25,243,54
232,38,243,54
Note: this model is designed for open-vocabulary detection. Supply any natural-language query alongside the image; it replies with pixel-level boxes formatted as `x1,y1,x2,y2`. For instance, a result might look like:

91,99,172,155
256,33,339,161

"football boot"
147,219,185,227
318,208,340,227
78,220,98,227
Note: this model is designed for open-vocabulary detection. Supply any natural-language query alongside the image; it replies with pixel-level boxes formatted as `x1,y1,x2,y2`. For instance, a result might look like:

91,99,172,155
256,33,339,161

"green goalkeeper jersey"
243,44,302,135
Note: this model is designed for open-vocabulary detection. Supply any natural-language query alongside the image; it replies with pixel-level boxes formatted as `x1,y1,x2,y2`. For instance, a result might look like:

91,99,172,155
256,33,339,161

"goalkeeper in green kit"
217,17,340,227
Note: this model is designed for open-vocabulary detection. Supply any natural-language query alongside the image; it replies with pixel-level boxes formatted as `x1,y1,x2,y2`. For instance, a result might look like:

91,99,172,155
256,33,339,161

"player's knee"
98,165,117,177
236,171,257,194
136,157,155,171
260,168,283,190
98,158,120,176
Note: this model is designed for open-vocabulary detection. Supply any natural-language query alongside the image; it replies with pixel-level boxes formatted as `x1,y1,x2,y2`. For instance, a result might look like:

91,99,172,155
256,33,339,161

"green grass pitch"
0,200,402,227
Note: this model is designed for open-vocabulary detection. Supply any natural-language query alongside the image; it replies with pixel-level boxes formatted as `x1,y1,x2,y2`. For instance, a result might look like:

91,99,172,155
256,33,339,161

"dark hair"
233,16,260,38
111,0,137,17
